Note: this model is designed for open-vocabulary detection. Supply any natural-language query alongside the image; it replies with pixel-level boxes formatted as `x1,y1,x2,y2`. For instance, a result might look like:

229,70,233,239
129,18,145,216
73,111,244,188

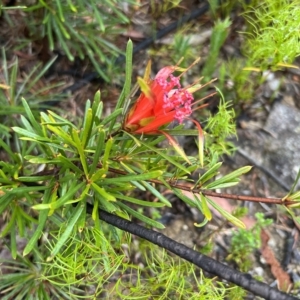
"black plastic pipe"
92,206,297,300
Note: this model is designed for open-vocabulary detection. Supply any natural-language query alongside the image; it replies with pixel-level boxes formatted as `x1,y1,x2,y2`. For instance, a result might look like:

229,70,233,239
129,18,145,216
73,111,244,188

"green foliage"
0,40,259,297
202,17,231,80
106,241,241,299
213,0,300,111
2,0,135,80
171,33,197,67
0,257,75,300
228,212,273,272
219,58,263,104
225,285,247,300
0,49,65,138
243,0,300,70
150,0,182,17
204,96,237,163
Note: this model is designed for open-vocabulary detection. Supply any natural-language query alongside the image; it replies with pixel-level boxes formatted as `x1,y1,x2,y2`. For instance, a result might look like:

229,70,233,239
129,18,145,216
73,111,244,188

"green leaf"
92,92,103,123
91,183,116,201
103,137,113,170
65,183,91,205
26,55,58,90
164,129,199,136
114,193,165,207
12,127,49,141
3,186,47,194
17,175,52,182
47,124,76,147
160,130,191,165
71,128,88,176
9,56,18,106
11,225,17,259
198,193,212,220
77,199,86,233
57,155,83,174
205,196,245,228
142,181,171,207
0,169,13,184
81,108,93,148
0,138,17,160
194,218,209,228
1,206,17,237
103,171,163,183
25,155,61,164
55,0,65,22
15,206,25,237
124,40,133,101
89,129,106,176
97,197,117,214
135,137,191,175
283,169,300,200
91,1,105,31
48,203,85,260
204,166,252,189
117,202,164,229
46,110,77,128
173,189,197,208
23,185,53,256
101,108,123,127
32,182,85,210
20,115,34,132
21,98,42,135
195,162,222,187
109,39,133,132
188,119,205,167
0,193,13,215
119,162,146,191
90,168,107,182
289,191,300,201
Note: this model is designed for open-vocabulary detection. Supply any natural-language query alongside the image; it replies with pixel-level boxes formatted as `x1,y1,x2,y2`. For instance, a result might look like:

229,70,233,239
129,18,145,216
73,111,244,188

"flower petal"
155,66,176,80
134,112,176,134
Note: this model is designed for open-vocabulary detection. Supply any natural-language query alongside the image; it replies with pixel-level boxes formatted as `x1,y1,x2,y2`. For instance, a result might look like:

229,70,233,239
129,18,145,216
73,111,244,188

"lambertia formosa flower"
123,58,215,166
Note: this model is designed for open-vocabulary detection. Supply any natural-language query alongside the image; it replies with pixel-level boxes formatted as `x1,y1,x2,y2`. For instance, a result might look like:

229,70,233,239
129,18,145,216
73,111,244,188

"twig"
105,166,296,207
26,163,296,206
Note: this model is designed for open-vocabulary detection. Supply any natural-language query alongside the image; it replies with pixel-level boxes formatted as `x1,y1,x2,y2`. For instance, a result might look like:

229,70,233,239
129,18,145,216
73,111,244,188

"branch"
106,166,296,206
91,206,297,300
28,164,296,206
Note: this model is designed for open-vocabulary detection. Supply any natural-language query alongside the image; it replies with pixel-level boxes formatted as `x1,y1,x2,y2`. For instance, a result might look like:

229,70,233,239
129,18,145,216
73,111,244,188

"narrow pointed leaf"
92,183,116,201
103,171,163,183
195,162,222,187
204,166,252,189
206,196,245,228
48,203,85,260
159,130,191,165
23,185,53,256
199,193,212,220
117,202,165,229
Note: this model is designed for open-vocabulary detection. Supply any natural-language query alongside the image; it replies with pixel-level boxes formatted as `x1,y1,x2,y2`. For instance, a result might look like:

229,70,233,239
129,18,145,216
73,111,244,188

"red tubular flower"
124,59,214,166
124,59,205,134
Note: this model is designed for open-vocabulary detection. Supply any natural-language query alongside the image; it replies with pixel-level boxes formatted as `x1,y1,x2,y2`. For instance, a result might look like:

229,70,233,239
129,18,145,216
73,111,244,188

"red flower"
124,60,204,134
123,59,213,166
